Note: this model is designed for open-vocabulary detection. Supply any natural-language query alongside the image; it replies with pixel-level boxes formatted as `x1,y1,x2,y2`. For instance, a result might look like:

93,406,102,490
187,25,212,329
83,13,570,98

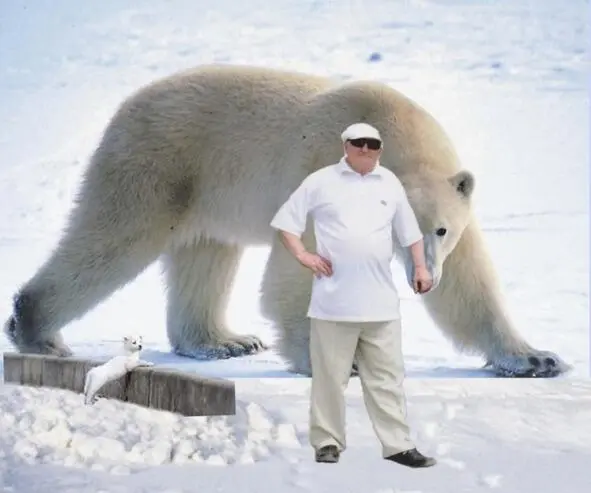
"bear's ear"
449,170,475,198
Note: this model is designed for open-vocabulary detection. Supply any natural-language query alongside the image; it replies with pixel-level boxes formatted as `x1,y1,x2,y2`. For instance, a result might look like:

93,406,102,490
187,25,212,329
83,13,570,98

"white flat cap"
341,122,382,142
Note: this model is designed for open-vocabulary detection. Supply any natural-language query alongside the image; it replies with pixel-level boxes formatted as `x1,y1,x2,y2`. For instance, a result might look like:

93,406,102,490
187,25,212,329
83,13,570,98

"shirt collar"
336,156,386,178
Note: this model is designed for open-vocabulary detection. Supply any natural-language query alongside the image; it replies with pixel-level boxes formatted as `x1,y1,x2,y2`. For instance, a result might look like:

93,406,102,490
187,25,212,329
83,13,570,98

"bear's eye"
435,227,447,237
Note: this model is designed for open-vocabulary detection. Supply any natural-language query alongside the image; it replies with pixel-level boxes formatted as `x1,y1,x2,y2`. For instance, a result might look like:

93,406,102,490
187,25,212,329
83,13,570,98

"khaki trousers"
309,318,415,457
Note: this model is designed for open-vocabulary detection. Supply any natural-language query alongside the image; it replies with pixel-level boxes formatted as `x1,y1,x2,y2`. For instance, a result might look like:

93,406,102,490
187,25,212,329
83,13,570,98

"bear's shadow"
141,349,499,379
141,348,302,379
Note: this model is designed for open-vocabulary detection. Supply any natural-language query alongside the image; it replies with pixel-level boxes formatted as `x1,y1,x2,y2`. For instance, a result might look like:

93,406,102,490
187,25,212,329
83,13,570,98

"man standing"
269,122,436,467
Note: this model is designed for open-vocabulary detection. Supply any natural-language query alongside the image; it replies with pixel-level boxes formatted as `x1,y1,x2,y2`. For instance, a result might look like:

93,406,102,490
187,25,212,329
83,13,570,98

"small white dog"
83,334,153,405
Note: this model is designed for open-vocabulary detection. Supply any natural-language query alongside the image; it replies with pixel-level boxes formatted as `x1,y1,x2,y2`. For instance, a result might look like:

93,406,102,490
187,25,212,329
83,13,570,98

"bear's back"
129,64,332,125
104,64,461,197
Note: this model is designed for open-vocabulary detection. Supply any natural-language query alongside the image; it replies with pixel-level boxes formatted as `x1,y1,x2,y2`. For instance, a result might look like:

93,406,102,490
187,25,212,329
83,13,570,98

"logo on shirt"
380,199,387,206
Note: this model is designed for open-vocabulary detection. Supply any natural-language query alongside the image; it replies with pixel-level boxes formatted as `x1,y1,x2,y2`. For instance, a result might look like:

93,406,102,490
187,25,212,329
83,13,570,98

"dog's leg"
84,376,98,405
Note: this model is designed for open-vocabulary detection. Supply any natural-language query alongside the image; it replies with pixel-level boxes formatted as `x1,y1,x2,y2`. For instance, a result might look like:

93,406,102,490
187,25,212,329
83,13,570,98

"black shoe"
315,445,340,463
385,448,436,468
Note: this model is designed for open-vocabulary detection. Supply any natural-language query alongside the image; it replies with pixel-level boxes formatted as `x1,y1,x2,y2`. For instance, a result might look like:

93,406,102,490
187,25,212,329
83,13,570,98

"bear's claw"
488,350,571,378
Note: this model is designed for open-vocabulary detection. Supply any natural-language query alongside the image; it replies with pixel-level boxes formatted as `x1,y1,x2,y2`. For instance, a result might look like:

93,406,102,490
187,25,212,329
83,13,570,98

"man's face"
344,138,382,173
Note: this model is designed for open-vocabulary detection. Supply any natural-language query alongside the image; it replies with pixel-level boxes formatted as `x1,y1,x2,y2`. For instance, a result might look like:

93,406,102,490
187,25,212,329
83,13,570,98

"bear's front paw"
173,334,268,360
489,350,571,378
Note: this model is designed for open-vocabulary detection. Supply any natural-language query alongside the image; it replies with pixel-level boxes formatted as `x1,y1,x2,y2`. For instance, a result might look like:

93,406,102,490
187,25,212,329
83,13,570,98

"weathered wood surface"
3,352,235,416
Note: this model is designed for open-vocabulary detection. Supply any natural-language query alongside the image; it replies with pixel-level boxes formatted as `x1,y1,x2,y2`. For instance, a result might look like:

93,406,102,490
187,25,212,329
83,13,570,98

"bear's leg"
4,149,174,356
163,239,267,359
4,218,164,356
260,235,316,375
421,221,570,378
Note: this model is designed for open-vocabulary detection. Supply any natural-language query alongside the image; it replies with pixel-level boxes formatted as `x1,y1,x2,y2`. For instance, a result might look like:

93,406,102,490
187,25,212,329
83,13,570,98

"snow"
1,385,300,472
0,0,589,491
1,380,590,492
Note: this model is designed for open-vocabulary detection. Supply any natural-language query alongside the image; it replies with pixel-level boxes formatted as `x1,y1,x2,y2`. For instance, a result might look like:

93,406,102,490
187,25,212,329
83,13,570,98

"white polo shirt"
270,157,423,322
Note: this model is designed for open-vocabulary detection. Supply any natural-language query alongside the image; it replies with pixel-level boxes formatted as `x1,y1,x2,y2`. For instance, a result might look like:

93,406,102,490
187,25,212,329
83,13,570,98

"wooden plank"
2,352,235,416
40,355,66,389
144,367,235,416
3,352,23,384
126,365,154,407
22,353,44,387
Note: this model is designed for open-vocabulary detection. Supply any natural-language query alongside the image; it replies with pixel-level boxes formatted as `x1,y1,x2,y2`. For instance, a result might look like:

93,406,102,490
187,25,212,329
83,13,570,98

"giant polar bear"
4,64,568,378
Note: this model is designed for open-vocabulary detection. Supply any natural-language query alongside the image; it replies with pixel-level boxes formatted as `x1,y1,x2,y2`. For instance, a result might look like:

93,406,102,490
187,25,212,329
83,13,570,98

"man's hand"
276,230,333,278
297,252,333,278
413,265,433,294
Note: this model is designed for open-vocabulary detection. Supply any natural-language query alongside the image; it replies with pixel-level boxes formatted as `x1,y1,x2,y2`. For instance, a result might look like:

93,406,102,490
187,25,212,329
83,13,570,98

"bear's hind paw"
42,339,74,357
6,319,73,358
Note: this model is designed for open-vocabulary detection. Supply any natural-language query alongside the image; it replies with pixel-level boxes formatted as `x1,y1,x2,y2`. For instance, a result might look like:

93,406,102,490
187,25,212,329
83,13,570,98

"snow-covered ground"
1,379,590,493
0,0,589,491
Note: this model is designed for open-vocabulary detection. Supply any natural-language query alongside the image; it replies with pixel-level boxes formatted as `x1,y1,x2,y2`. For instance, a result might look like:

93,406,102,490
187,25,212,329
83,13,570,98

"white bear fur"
83,335,153,405
4,64,568,378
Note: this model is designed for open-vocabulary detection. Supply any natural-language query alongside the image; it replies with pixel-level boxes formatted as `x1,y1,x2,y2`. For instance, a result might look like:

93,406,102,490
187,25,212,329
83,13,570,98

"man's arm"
392,185,424,255
408,237,428,271
391,182,433,293
270,177,313,238
277,230,308,262
270,177,332,277
278,230,332,277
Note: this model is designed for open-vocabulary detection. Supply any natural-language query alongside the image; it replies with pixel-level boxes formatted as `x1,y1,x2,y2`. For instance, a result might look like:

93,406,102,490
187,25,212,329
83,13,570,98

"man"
269,122,436,467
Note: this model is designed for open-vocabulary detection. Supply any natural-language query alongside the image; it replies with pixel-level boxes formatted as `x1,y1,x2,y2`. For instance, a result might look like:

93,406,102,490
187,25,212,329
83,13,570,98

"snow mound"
0,384,302,474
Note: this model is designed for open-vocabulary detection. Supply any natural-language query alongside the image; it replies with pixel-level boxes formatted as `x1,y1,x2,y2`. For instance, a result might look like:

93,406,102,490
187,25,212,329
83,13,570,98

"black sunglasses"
348,138,382,150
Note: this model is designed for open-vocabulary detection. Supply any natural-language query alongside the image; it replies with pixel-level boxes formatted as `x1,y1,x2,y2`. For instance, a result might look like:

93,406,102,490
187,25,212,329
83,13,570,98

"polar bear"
4,64,568,378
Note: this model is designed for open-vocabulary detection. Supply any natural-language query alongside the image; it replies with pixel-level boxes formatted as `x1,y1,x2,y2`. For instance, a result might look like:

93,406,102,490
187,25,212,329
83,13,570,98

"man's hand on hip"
297,252,333,278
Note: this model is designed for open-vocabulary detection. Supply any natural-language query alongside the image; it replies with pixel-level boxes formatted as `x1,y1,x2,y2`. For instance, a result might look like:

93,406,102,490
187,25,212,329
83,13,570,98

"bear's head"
397,169,475,291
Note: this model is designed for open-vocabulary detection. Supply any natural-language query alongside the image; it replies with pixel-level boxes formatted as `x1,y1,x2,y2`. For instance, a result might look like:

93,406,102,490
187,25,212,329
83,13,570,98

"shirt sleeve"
270,176,315,237
392,182,423,247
